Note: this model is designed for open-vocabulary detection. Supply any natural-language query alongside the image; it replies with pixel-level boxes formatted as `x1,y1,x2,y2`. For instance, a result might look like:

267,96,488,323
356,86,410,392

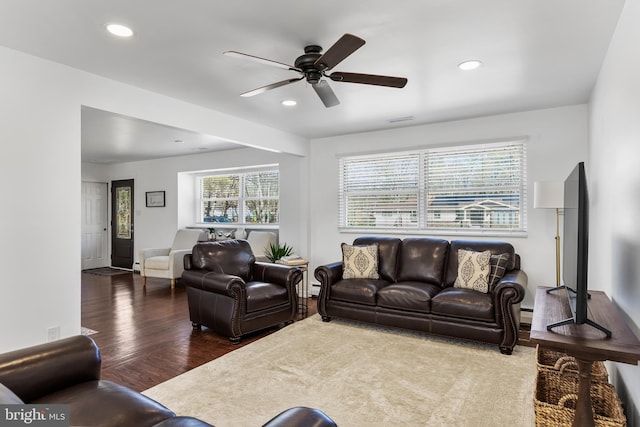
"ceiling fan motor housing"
295,45,326,84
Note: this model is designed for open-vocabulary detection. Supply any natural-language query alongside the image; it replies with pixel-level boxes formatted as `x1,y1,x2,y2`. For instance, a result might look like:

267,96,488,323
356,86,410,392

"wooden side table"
530,287,640,427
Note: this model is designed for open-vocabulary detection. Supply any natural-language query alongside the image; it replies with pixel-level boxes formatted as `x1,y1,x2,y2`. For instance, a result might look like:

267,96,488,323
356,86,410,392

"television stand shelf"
531,287,640,427
545,287,612,337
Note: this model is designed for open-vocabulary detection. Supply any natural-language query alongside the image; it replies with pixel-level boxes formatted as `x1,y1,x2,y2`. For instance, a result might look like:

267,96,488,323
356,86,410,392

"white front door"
81,181,109,270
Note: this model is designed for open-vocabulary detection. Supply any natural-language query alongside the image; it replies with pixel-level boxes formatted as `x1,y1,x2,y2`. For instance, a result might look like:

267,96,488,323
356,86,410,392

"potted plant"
207,228,215,241
265,242,293,263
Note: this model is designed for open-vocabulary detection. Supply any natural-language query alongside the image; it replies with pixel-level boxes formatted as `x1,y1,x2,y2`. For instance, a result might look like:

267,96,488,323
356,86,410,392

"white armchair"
246,230,278,262
139,229,205,288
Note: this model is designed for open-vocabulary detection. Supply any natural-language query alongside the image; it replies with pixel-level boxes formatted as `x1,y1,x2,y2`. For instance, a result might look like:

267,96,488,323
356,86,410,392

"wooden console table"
530,287,640,427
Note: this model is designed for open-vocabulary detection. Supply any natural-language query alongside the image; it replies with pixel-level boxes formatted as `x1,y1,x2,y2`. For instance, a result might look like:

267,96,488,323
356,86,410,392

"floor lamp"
534,181,564,292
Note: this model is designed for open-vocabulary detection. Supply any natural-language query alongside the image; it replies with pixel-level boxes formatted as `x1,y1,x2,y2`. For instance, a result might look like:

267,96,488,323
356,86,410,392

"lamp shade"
534,181,564,209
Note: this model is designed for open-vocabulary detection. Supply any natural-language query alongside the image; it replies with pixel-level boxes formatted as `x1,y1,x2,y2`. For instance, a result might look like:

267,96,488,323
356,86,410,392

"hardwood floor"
82,270,531,392
81,270,315,392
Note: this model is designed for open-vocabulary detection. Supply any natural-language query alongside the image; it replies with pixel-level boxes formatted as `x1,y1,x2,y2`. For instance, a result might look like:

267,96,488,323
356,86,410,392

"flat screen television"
546,162,611,337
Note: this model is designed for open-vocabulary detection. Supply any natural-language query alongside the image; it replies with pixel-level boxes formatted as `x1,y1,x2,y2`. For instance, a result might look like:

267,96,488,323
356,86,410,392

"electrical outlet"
47,326,60,342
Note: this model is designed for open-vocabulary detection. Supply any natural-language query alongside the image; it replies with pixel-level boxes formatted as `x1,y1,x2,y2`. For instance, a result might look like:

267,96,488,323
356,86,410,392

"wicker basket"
536,346,609,383
534,369,626,427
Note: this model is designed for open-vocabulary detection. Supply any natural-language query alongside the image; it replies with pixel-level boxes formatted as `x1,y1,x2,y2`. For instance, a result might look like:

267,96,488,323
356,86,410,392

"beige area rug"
143,315,536,427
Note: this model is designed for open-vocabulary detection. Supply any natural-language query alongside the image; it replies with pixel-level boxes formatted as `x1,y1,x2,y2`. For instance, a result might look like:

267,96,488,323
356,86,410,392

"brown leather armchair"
0,335,212,427
182,240,302,343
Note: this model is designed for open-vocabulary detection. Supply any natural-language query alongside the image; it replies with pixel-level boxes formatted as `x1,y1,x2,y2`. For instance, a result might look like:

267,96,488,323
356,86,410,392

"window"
339,139,527,234
198,166,279,224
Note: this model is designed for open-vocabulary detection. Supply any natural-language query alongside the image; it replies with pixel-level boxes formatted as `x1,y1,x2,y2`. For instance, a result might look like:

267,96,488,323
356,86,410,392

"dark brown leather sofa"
0,336,337,427
182,240,302,343
315,236,527,354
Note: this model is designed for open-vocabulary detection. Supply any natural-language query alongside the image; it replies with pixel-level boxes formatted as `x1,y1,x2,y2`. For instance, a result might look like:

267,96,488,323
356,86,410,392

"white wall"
308,105,590,308
82,147,308,266
0,45,307,353
589,0,640,424
0,48,82,352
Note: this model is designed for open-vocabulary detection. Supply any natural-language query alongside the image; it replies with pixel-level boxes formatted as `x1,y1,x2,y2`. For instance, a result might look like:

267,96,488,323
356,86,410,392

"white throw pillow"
454,249,491,293
341,243,380,280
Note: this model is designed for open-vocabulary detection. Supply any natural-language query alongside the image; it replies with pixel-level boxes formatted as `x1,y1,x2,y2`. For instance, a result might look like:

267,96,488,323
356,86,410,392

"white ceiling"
0,0,624,163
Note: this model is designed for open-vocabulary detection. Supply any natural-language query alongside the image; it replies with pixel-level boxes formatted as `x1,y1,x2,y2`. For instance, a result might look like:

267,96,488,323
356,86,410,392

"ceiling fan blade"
328,72,408,88
224,51,301,72
314,33,365,71
312,80,340,108
240,77,304,97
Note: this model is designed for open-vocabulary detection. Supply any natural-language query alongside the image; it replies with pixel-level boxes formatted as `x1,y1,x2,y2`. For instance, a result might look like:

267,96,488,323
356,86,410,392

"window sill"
192,224,279,230
338,227,527,239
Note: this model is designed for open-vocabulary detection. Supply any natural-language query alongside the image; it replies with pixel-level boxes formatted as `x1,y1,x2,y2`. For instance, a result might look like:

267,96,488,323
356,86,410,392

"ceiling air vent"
388,116,415,124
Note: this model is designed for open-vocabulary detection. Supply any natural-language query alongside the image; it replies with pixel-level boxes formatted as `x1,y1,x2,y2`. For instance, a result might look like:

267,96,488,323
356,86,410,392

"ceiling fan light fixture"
105,23,134,38
458,60,483,71
281,100,297,107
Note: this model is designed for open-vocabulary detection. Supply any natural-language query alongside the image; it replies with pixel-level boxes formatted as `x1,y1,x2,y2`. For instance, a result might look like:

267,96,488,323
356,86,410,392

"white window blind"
340,152,419,228
339,140,527,234
198,166,279,224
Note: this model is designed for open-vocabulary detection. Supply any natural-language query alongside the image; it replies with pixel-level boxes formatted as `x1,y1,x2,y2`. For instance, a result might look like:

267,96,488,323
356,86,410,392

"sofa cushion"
377,282,440,312
341,243,380,279
444,240,516,287
331,279,390,306
353,236,402,282
245,281,289,312
31,380,174,427
454,249,491,293
488,253,510,290
396,238,449,285
431,287,495,321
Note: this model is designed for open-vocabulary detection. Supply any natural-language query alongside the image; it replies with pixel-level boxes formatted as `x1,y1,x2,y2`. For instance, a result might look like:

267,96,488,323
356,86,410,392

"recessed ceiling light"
281,100,297,107
105,23,134,37
458,60,483,71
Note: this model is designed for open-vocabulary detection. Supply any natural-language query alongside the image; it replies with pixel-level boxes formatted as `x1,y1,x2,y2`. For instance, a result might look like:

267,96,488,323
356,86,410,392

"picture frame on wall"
146,191,165,207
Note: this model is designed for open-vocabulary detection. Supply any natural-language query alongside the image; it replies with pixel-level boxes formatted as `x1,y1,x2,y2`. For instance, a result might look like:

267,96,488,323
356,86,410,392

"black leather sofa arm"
0,335,101,403
314,262,343,287
492,270,527,314
252,262,302,290
493,270,527,300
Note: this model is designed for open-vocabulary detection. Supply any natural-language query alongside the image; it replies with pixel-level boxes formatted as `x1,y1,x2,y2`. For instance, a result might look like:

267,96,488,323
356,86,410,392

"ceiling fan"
224,33,408,108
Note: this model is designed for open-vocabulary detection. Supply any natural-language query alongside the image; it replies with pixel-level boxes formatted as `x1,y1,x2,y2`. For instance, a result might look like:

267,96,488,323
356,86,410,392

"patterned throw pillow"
488,253,510,291
341,243,380,280
454,249,491,293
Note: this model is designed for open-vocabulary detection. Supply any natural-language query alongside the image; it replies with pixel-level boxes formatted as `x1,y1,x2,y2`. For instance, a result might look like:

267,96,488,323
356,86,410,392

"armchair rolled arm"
0,335,101,403
182,271,246,296
184,253,194,270
252,262,302,291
